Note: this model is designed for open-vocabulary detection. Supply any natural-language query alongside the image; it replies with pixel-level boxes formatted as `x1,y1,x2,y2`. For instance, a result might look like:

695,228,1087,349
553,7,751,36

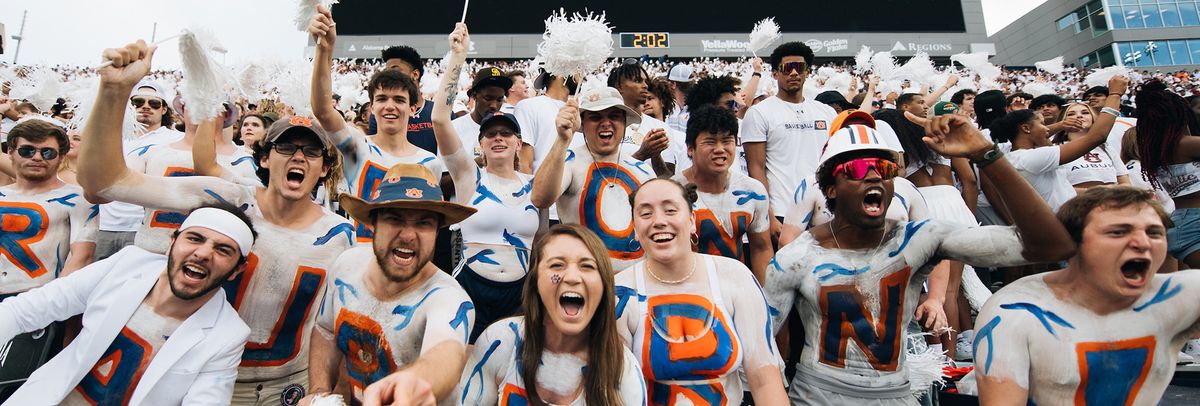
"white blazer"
0,246,250,405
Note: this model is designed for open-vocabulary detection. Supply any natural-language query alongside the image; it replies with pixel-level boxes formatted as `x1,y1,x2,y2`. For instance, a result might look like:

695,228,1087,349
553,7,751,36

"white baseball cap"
578,87,642,126
817,124,901,168
668,64,694,82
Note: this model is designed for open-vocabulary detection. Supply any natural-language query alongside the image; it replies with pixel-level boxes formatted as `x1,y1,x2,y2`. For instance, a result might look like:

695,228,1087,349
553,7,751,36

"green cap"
932,101,959,116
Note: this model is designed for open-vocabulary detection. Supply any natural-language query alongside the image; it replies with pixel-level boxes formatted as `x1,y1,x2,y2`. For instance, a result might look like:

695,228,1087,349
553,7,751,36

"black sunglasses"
271,142,325,158
131,97,164,109
16,146,61,160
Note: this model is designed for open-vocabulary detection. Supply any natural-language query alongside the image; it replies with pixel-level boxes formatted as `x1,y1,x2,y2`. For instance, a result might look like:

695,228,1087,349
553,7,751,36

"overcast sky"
0,0,1047,68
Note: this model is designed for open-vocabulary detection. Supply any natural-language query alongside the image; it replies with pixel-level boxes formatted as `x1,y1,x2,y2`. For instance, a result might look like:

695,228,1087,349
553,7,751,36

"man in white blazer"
0,203,255,405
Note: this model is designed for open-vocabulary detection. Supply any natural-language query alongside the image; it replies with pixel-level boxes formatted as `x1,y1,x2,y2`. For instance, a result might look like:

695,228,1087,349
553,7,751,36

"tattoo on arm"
444,62,463,107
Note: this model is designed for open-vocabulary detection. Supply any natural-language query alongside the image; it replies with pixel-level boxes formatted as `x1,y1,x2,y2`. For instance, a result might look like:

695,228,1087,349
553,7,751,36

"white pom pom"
334,71,365,111
275,60,314,116
536,9,614,78
1085,66,1141,89
871,52,898,81
1035,56,1065,76
950,52,1001,82
1022,81,1056,97
535,352,585,398
309,393,347,406
894,52,939,87
748,17,782,57
238,63,269,101
854,46,873,74
296,0,340,31
906,333,949,396
179,27,235,123
9,68,61,113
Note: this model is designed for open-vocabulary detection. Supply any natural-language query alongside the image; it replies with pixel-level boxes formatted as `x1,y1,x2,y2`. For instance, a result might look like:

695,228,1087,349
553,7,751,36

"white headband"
178,207,255,256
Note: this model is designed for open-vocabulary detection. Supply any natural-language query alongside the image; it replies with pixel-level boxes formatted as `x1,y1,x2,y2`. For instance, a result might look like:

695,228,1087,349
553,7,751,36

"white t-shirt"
548,146,655,271
975,271,1200,404
1007,147,1077,212
623,114,688,171
99,126,184,232
334,126,446,243
316,247,474,404
1063,146,1128,186
127,144,258,254
1126,160,1176,214
1105,117,1137,160
0,183,99,294
672,171,770,263
874,121,906,155
98,175,355,381
512,95,571,171
455,317,647,405
451,114,483,162
740,96,838,214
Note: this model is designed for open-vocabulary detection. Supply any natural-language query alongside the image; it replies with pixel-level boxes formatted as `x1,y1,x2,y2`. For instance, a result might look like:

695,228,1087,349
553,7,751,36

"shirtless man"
975,186,1200,405
530,87,656,272
767,115,1076,404
306,164,475,405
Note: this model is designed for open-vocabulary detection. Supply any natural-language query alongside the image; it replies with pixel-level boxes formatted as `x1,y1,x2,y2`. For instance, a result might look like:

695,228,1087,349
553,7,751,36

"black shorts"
455,264,525,344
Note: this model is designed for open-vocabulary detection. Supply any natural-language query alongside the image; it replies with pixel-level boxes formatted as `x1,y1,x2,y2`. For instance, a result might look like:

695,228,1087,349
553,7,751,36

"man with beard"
305,163,476,405
94,80,184,260
77,40,355,406
530,87,657,272
1,119,98,295
742,41,838,245
0,203,254,404
975,186,1200,405
766,115,1076,404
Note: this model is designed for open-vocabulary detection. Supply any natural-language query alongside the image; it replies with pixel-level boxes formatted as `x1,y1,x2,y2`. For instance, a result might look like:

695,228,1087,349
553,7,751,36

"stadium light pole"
12,10,27,64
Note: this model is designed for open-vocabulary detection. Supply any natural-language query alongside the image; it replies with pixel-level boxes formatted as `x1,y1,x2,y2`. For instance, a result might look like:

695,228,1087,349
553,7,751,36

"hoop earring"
690,232,699,246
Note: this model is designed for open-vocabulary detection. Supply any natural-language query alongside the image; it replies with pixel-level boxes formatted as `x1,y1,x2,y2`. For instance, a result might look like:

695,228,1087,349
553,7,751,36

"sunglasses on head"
16,146,61,160
778,61,808,75
271,142,325,158
130,97,164,109
833,157,899,180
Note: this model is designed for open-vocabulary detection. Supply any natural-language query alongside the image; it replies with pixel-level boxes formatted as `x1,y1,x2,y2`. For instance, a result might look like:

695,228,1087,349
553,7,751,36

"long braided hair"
1134,79,1193,189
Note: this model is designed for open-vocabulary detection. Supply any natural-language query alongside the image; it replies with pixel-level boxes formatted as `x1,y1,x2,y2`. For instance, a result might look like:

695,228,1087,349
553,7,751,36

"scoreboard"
332,1,967,36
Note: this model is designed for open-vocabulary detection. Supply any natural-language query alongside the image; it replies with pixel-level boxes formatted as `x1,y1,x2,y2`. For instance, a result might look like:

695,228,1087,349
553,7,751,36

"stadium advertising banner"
331,1,967,35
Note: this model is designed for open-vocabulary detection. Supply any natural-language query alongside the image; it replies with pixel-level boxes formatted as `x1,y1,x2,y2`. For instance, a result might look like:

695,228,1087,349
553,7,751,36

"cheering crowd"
2,5,1200,406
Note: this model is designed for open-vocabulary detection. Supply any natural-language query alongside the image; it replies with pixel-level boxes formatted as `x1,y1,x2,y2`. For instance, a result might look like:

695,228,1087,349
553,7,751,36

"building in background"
325,0,994,62
993,0,1200,69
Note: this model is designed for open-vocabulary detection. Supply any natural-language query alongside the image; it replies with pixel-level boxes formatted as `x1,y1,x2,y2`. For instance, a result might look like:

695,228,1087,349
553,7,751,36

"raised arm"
530,100,579,209
191,117,227,178
742,58,763,107
859,75,879,112
77,40,156,197
430,23,480,206
1058,75,1129,165
926,74,958,104
308,5,347,136
923,114,1076,263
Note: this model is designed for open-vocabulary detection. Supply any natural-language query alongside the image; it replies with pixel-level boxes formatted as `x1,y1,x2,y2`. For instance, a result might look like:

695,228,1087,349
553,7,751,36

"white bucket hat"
577,87,642,126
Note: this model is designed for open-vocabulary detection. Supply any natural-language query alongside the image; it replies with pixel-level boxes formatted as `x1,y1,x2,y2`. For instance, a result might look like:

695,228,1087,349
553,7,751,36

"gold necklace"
645,254,697,284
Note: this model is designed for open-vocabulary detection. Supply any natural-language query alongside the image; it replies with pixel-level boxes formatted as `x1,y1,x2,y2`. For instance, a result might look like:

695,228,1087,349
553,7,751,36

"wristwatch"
970,144,1004,168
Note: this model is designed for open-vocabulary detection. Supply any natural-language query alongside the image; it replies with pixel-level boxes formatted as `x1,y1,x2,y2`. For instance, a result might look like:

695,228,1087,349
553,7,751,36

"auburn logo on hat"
371,189,381,200
406,188,424,198
588,93,602,102
386,175,401,184
290,116,313,127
